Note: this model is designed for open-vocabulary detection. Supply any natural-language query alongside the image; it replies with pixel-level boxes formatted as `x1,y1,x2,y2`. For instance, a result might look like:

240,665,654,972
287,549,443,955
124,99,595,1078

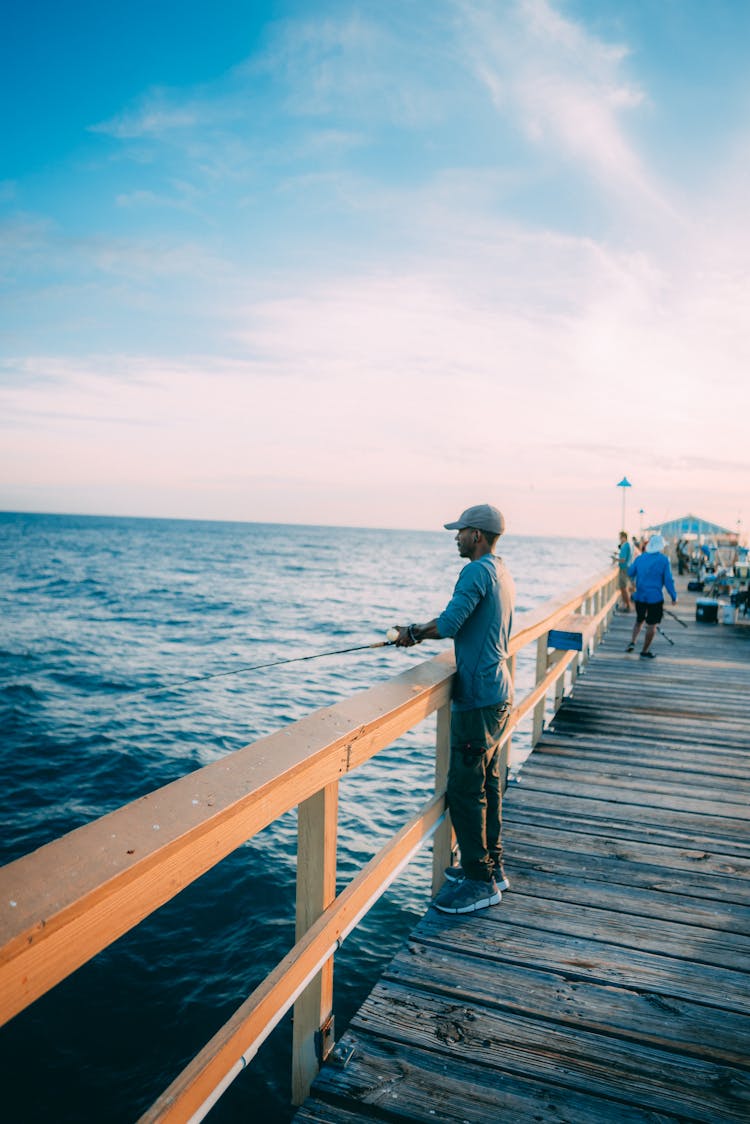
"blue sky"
2,0,749,537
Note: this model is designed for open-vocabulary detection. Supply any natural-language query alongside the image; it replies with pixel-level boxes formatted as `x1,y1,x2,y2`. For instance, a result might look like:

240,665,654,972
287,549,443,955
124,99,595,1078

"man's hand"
392,618,440,646
394,624,419,647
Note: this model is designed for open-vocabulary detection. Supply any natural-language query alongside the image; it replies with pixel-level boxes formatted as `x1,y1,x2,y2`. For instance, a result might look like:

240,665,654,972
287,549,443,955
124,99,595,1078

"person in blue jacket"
394,503,515,915
627,533,677,659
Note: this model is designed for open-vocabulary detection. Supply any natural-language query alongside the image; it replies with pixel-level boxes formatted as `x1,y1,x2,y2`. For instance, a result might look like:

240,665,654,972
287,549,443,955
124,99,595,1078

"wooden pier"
296,585,750,1122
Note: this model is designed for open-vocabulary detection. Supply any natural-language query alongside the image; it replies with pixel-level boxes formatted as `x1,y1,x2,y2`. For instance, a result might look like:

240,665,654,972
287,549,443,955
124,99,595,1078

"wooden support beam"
431,703,453,896
532,635,549,746
292,782,339,1105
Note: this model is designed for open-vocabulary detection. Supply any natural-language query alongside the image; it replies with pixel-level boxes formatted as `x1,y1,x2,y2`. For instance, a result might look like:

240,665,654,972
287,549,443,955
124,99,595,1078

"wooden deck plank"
382,941,750,1067
499,863,750,934
471,893,750,971
504,825,750,905
504,817,750,877
503,775,750,850
297,582,750,1122
516,757,750,800
512,769,750,812
414,910,750,1015
310,1035,687,1123
342,982,750,1121
532,737,750,780
503,793,750,853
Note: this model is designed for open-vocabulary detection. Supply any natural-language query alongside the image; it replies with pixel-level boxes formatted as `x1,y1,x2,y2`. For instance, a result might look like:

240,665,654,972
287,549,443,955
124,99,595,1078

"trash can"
696,599,718,623
719,601,736,625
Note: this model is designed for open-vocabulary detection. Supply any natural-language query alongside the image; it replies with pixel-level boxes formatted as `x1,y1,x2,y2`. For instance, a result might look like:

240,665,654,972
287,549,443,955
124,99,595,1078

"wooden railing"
0,565,618,1121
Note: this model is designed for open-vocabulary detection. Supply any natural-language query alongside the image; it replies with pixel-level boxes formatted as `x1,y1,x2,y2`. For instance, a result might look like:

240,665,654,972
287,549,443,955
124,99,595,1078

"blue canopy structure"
646,513,735,539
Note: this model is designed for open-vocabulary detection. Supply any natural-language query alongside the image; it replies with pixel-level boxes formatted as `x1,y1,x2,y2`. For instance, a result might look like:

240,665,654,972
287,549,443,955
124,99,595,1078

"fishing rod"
656,626,675,647
135,630,402,699
663,607,688,628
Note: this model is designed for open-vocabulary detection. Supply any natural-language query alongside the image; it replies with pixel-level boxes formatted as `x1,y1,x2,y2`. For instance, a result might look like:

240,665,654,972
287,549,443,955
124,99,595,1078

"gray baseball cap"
444,504,505,535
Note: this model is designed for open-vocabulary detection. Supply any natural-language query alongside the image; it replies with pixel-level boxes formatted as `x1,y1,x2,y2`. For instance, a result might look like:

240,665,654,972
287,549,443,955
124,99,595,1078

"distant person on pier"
626,534,677,659
616,531,634,611
394,503,514,916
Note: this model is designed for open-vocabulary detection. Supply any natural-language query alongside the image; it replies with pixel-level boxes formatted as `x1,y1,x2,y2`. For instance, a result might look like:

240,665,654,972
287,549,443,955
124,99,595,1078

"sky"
2,0,749,539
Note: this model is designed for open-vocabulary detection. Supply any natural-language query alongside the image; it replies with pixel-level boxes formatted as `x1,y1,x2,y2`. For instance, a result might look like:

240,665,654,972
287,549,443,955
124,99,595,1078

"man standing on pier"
626,533,677,659
394,503,515,915
616,531,634,611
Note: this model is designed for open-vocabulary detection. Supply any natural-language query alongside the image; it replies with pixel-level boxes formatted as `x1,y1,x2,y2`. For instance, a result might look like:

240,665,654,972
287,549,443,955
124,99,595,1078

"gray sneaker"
444,864,510,891
434,877,501,914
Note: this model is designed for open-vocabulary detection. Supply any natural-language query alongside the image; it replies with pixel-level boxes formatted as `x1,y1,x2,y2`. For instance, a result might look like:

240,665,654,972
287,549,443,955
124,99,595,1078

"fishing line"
134,633,401,699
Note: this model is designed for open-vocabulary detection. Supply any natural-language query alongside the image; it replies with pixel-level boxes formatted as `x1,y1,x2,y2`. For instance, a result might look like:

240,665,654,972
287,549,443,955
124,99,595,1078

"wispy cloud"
91,101,207,141
458,0,674,216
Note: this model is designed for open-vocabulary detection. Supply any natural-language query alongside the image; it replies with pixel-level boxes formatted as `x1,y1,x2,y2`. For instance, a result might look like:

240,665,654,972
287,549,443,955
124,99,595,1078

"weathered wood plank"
504,817,750,877
295,1100,390,1124
414,909,750,1015
503,823,750,905
547,714,750,747
512,769,750,814
501,863,750,934
383,941,750,1068
347,980,750,1121
311,1033,685,1123
521,746,750,791
503,792,750,854
534,736,750,780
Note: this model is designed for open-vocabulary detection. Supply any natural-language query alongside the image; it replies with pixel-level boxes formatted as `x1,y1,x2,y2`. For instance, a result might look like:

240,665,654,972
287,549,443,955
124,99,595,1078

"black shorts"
635,600,663,625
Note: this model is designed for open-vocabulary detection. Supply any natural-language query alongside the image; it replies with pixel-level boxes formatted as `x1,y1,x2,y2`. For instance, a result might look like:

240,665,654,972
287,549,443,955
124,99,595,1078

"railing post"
291,782,338,1105
581,596,592,666
606,577,616,630
553,656,565,713
594,587,604,647
569,605,582,685
431,703,453,895
531,634,548,746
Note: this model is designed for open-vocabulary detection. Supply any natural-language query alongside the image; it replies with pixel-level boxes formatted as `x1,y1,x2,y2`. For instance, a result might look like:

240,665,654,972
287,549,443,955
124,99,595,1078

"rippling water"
0,512,611,1122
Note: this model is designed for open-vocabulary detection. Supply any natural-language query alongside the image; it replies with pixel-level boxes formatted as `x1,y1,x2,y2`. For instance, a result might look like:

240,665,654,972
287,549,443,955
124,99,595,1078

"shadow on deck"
295,583,750,1122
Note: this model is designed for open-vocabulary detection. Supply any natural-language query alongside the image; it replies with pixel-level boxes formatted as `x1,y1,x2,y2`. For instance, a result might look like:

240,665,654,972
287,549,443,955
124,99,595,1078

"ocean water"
0,512,611,1122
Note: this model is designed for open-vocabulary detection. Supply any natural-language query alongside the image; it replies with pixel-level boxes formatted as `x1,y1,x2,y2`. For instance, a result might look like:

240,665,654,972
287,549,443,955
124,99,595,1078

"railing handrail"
0,652,455,1026
0,563,618,1119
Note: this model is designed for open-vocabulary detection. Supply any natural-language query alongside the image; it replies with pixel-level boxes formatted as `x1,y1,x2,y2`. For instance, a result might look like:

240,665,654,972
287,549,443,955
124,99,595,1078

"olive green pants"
447,703,511,883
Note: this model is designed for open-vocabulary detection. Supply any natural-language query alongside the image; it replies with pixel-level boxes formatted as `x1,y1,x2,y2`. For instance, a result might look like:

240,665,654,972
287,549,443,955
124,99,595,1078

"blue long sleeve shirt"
628,552,677,604
436,554,515,711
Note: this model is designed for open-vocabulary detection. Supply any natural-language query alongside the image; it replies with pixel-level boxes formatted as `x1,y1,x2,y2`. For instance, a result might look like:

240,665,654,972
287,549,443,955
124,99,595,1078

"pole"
138,639,396,698
616,477,632,532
